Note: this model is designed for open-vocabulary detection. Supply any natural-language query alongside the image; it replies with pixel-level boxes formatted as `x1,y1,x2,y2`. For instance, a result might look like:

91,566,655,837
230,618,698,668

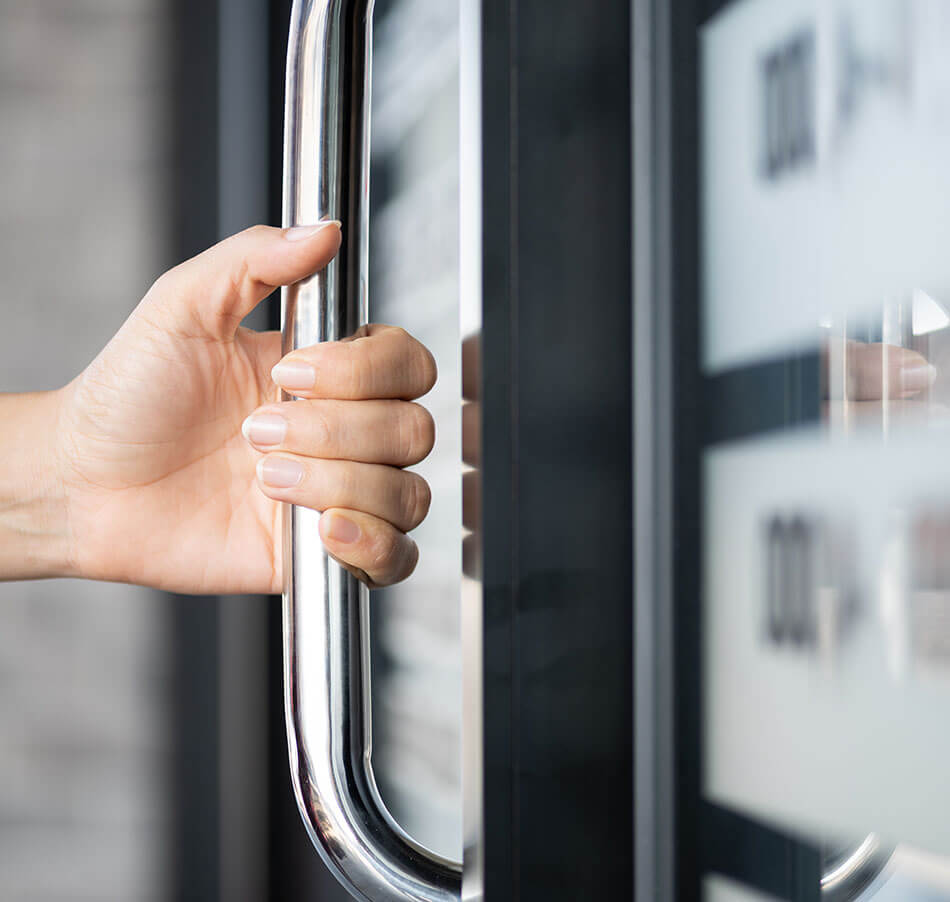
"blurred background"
0,0,460,899
18,1,950,901
696,1,950,899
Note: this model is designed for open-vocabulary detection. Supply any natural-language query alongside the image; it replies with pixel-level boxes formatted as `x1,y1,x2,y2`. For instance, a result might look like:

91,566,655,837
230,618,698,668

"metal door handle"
280,2,463,899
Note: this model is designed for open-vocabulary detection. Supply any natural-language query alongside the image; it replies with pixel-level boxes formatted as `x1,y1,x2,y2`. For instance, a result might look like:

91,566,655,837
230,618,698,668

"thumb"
144,222,342,340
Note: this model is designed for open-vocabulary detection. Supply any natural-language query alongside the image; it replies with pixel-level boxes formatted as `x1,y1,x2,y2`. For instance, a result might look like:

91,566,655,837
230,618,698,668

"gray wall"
0,2,172,898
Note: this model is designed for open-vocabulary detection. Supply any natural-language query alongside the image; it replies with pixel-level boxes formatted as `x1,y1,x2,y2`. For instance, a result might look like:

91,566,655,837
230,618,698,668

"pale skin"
0,221,436,594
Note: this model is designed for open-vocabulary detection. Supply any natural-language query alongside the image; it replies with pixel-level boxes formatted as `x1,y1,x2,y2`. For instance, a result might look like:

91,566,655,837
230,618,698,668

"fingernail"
257,457,303,488
323,512,361,545
285,221,341,242
242,413,287,446
272,361,316,390
900,363,938,392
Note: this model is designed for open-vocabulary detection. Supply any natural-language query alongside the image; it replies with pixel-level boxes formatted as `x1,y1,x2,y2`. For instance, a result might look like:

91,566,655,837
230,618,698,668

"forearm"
0,391,73,581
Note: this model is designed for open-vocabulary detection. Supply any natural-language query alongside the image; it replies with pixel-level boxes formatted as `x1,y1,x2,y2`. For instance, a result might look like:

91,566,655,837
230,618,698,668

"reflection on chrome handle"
280,1,462,899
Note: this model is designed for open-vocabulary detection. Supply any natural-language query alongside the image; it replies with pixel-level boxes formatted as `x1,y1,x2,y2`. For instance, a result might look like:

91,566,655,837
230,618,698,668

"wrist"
0,390,75,581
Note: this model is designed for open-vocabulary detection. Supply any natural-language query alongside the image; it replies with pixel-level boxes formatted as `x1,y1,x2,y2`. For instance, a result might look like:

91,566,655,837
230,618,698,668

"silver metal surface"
821,835,893,900
280,1,462,899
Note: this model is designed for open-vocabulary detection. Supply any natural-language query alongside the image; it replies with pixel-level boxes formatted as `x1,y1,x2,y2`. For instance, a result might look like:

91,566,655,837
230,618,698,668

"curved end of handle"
282,506,461,901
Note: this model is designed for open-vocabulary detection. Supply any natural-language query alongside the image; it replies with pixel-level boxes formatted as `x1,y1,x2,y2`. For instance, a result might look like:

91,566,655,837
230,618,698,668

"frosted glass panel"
702,0,950,374
702,0,950,896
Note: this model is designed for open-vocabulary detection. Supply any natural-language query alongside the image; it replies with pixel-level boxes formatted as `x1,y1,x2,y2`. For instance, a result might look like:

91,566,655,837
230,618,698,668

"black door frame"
479,1,635,898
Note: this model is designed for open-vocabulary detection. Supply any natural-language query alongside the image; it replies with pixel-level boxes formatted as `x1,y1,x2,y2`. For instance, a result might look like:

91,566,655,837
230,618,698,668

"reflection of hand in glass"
461,335,479,579
0,224,436,592
823,340,943,428
839,341,936,400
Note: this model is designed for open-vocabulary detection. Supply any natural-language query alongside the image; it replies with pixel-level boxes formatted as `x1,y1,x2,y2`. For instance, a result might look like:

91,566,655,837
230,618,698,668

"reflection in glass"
368,0,461,863
702,1,950,898
823,299,950,435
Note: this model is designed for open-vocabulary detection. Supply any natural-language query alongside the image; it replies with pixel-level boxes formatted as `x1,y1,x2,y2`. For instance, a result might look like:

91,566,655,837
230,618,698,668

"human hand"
48,223,435,594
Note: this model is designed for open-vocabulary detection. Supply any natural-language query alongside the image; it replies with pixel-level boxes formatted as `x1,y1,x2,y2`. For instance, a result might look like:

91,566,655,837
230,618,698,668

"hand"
48,223,435,594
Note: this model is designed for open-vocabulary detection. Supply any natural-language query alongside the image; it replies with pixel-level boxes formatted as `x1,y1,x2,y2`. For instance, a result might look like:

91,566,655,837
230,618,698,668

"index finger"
271,324,437,400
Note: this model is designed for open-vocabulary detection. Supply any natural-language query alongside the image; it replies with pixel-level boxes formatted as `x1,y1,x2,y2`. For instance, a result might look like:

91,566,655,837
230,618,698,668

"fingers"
247,322,437,588
148,222,342,340
254,455,431,534
242,399,435,467
271,324,437,400
319,509,420,587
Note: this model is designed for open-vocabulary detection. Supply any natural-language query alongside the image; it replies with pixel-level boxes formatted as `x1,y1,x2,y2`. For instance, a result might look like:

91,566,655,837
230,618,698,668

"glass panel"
368,0,461,862
701,0,950,897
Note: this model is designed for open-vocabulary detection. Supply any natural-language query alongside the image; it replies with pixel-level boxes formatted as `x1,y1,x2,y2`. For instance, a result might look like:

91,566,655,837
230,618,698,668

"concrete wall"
0,2,172,898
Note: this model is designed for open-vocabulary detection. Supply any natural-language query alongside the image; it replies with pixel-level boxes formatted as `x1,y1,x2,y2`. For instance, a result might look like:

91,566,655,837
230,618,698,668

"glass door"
367,0,463,863
266,0,636,896
641,0,950,898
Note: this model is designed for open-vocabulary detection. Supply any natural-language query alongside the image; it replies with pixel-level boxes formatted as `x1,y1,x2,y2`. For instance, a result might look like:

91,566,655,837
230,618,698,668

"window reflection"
368,0,461,863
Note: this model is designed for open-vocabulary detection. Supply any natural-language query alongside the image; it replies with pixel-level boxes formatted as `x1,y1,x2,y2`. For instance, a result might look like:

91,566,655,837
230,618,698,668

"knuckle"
342,345,378,397
406,540,420,577
390,328,437,397
396,403,435,463
401,472,431,529
243,223,272,241
386,325,410,343
336,462,359,502
414,344,438,395
308,404,334,451
416,405,436,454
368,530,403,576
398,540,420,581
368,532,418,584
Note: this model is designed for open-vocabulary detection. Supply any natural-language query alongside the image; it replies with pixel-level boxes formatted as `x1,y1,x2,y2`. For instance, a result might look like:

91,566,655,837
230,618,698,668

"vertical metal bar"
280,2,462,898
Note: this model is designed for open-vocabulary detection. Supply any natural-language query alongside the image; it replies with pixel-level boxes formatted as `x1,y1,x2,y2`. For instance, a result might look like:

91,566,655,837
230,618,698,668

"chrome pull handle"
280,2,462,900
